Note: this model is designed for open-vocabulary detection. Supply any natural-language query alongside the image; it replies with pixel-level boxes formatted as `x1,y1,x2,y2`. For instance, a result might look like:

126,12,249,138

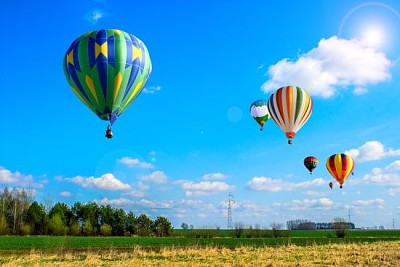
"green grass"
0,229,399,252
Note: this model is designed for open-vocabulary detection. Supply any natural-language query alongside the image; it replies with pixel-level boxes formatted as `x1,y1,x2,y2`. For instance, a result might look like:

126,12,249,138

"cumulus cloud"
136,199,174,209
66,173,131,191
60,191,72,197
346,141,400,162
84,9,105,24
181,181,234,197
0,166,43,188
123,182,149,197
261,36,391,97
361,160,400,187
353,198,384,206
118,157,154,169
140,171,168,184
143,86,162,94
246,176,325,192
202,173,227,180
286,198,335,211
96,197,133,206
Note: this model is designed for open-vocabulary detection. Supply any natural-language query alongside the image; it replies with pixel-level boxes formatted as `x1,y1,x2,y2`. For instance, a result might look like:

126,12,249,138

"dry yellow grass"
1,241,399,267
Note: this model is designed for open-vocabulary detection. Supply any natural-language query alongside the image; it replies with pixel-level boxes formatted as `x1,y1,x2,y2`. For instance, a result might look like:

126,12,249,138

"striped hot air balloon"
63,29,152,138
267,86,313,144
250,100,270,131
304,156,318,174
326,153,355,189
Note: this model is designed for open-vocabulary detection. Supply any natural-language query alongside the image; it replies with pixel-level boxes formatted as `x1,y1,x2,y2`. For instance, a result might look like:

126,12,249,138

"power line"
226,193,234,229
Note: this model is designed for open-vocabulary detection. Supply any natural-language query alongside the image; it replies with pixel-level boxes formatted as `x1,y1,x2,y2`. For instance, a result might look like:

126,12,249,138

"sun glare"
360,26,385,48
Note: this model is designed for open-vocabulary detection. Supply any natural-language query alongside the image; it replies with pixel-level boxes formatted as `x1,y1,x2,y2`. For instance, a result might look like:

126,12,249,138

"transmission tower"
226,193,235,229
393,218,395,230
348,209,352,223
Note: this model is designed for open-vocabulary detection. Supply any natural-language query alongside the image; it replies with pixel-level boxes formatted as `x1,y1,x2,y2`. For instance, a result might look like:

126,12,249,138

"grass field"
0,241,399,266
0,230,399,266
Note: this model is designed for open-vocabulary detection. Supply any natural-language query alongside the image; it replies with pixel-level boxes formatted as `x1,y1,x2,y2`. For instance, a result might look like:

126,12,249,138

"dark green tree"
26,201,46,235
136,214,153,236
153,216,173,237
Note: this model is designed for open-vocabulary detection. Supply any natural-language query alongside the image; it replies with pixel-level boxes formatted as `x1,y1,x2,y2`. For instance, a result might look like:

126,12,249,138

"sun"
360,25,385,48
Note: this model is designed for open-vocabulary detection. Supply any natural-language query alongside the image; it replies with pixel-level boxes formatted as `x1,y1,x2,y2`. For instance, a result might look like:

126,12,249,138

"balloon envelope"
63,29,152,126
326,153,355,188
250,100,270,131
267,86,313,144
304,156,318,174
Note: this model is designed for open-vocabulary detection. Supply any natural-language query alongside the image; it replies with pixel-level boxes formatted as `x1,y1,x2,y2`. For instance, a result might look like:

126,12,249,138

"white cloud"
140,171,167,184
346,141,400,162
60,191,72,197
305,190,327,197
359,160,400,195
84,9,105,24
66,173,131,191
353,87,368,95
353,198,384,206
202,173,227,180
246,176,325,192
136,199,174,209
261,36,391,97
96,197,133,206
181,181,234,197
143,86,162,94
288,198,335,211
123,189,147,198
118,157,154,169
0,166,43,188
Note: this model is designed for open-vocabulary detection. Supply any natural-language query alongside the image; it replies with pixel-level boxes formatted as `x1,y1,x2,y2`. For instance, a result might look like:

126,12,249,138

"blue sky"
1,0,400,229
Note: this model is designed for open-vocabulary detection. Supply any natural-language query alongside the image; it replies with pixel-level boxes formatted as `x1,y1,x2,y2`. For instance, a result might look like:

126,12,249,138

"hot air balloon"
304,156,318,174
329,182,333,189
267,86,313,144
250,100,270,131
326,153,355,189
63,29,152,138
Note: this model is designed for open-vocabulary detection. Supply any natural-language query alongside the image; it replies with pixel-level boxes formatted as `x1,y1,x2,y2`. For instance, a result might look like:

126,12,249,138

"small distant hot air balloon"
267,86,313,144
329,182,333,189
63,29,152,138
326,153,355,189
304,156,318,174
250,100,270,131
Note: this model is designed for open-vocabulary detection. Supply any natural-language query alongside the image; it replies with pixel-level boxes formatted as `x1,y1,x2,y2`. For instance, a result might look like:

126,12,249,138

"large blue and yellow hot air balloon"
63,29,152,138
267,86,313,144
326,153,355,189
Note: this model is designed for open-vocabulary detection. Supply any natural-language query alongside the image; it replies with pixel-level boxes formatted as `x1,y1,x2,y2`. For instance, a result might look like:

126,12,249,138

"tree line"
286,219,355,230
0,187,173,236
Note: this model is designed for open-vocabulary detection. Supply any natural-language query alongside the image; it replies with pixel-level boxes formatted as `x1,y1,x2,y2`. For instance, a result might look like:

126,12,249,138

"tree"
333,217,350,238
234,222,244,238
136,214,153,236
181,222,189,230
100,224,112,236
125,211,136,236
153,216,173,237
26,201,46,235
49,202,73,227
48,214,68,236
270,222,285,237
112,208,126,236
0,212,9,235
82,220,95,236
